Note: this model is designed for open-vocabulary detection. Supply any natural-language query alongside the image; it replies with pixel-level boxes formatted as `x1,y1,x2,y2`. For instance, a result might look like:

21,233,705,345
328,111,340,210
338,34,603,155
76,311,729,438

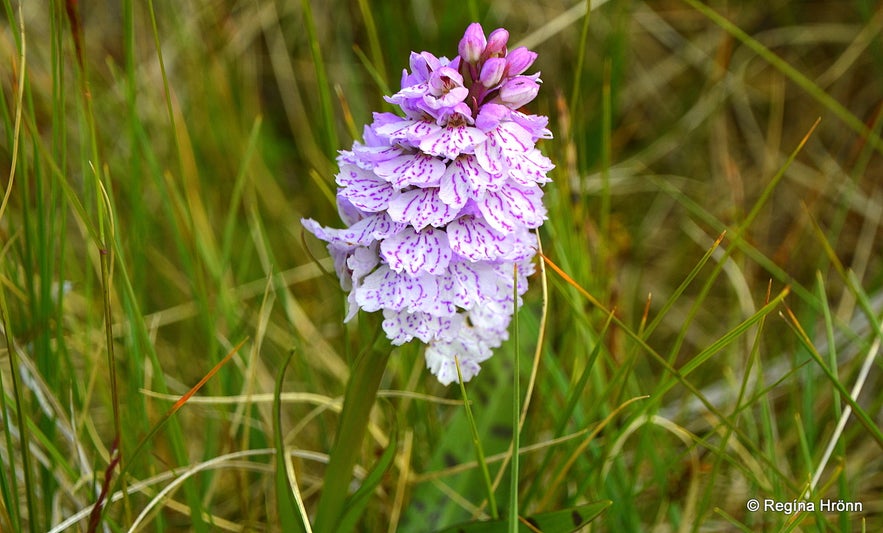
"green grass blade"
335,415,398,532
300,0,337,158
0,290,30,533
435,500,612,533
355,0,388,86
568,0,592,113
313,342,391,533
782,307,883,451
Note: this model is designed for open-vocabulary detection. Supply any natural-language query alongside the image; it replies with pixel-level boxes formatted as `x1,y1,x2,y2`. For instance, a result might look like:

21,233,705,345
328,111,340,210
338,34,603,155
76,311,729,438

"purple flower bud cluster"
302,23,553,385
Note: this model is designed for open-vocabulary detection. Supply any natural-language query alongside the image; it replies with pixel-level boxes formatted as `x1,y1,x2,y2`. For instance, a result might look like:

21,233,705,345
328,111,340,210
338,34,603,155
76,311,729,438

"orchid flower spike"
302,23,554,385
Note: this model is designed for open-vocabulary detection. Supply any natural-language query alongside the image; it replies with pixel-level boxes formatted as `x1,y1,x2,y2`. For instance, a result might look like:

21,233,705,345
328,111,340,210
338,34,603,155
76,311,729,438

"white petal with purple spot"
380,227,453,276
418,124,487,160
387,187,457,230
336,164,394,212
446,215,512,261
374,153,446,188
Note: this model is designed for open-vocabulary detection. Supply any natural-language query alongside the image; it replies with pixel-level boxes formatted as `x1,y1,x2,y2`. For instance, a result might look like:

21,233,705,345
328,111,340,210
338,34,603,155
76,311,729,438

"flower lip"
428,66,465,94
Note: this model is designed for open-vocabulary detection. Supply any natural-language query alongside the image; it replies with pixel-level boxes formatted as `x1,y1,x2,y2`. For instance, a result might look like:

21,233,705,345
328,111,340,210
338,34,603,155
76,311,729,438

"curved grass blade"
274,350,311,533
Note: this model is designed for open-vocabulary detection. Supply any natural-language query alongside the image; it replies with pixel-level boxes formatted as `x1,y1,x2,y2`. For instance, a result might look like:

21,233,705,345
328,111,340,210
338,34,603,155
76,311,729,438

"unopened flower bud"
505,47,537,76
479,57,506,87
483,28,509,58
458,23,486,63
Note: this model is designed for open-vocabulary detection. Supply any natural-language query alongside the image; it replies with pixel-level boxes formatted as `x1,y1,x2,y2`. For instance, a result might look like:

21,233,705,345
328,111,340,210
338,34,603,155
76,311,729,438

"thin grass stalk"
599,60,611,253
93,338,247,527
781,307,883,451
568,0,592,115
355,0,388,86
300,0,337,158
274,351,310,533
69,0,129,516
695,282,771,528
806,311,883,493
649,176,817,305
495,232,550,510
0,1,22,223
521,311,612,510
455,358,498,521
0,296,33,533
816,272,850,532
0,320,20,532
541,253,800,493
0,4,36,530
351,47,392,107
143,2,216,528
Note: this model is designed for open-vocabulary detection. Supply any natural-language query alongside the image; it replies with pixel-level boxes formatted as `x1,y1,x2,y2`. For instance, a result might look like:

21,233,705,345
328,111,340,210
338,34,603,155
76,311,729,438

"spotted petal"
439,155,489,209
511,110,553,140
380,227,453,276
374,153,446,189
347,246,379,284
447,215,513,261
468,300,512,342
476,184,546,234
302,213,404,249
382,309,456,344
447,260,504,308
385,82,430,106
351,143,402,167
374,118,438,146
387,187,458,230
354,267,455,319
424,321,493,385
355,267,407,312
419,124,487,160
506,148,554,186
474,121,534,175
336,164,394,212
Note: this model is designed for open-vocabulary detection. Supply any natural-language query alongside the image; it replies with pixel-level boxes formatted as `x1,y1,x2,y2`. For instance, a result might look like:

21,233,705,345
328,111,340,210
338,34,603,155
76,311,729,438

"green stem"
457,358,498,520
508,264,520,531
313,344,390,533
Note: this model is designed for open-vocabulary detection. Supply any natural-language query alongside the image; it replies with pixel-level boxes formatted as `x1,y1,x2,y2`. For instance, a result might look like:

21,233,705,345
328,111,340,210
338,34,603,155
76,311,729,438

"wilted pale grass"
1,1,882,532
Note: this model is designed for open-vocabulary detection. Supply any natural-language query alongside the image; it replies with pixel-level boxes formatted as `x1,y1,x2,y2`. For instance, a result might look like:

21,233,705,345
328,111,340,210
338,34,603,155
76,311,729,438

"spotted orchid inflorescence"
302,23,553,385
